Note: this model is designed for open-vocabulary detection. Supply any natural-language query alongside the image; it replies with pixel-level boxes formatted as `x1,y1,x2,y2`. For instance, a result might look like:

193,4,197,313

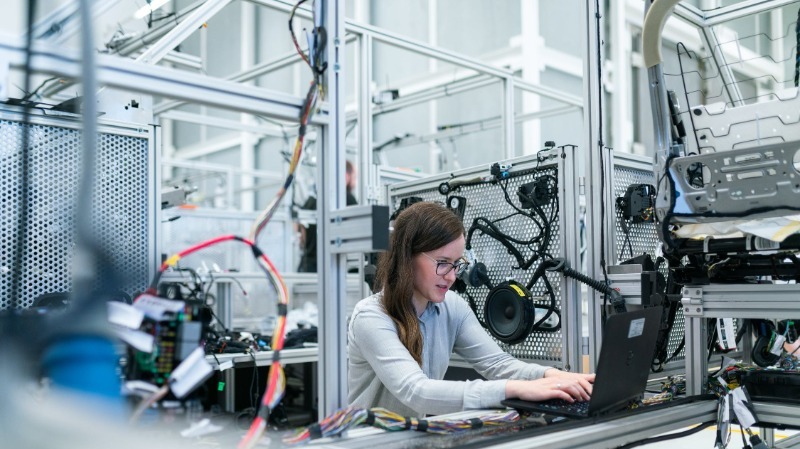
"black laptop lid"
587,307,663,416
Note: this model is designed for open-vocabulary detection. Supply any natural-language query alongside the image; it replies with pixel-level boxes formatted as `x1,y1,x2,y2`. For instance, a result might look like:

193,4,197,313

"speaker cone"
484,281,534,345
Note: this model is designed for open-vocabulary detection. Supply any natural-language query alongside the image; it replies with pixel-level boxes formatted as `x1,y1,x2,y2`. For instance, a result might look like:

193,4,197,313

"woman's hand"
505,370,595,403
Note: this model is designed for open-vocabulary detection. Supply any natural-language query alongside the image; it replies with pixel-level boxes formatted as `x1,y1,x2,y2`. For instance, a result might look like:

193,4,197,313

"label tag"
628,318,645,338
170,347,214,399
730,387,758,429
770,334,786,356
218,360,234,371
716,318,737,350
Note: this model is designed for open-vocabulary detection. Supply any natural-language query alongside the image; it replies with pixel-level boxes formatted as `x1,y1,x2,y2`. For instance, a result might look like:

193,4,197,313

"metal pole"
582,0,605,371
357,32,375,302
561,145,582,372
358,34,375,204
503,76,516,159
318,0,348,418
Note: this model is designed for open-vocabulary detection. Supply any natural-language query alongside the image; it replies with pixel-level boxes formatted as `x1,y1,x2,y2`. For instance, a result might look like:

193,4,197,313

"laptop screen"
587,307,663,416
502,307,663,418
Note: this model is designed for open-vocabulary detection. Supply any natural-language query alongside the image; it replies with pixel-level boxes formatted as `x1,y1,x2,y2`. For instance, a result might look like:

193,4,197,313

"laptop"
502,307,663,419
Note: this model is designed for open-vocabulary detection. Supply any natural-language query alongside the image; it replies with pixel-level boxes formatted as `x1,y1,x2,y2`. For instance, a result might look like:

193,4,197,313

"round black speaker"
484,281,534,345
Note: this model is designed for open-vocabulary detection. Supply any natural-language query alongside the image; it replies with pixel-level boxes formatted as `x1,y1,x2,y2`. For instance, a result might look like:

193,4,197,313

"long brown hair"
375,202,464,365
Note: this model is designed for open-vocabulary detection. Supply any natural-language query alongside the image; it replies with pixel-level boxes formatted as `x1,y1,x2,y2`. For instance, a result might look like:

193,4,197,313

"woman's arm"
451,296,594,401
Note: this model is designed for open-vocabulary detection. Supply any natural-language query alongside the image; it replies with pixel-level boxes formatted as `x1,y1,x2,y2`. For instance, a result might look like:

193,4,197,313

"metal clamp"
681,287,704,316
327,205,389,254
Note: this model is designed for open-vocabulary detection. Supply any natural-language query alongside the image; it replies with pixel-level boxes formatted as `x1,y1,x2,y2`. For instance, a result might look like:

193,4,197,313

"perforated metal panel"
0,108,155,309
388,150,580,367
612,153,685,367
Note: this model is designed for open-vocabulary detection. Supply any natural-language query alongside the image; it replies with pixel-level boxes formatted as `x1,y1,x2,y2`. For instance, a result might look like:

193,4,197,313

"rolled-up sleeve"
350,306,508,415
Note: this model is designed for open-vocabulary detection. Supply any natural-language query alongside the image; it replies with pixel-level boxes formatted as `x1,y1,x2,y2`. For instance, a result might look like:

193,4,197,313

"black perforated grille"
391,163,565,363
0,115,153,309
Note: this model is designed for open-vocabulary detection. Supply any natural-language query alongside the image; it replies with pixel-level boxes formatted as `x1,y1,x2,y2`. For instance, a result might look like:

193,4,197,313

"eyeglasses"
422,252,469,277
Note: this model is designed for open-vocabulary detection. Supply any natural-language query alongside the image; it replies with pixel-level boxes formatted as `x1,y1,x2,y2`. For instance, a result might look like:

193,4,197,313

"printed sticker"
628,318,645,338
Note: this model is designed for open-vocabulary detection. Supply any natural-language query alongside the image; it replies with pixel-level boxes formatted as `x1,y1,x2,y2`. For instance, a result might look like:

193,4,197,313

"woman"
348,202,594,417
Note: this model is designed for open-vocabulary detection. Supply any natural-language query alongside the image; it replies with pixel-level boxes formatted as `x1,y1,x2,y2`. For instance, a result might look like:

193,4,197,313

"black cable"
203,272,248,304
467,219,530,269
521,264,560,333
517,179,558,257
21,75,58,102
707,318,718,362
463,291,488,329
739,423,748,449
206,307,230,335
593,0,610,322
662,337,685,367
10,0,37,310
175,266,202,289
676,42,702,153
471,216,541,247
533,274,561,333
250,352,259,411
658,154,680,253
616,420,716,449
466,173,558,272
795,6,800,87
619,216,635,259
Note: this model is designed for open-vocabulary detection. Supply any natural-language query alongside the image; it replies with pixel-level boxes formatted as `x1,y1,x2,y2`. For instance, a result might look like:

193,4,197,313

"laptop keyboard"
535,399,590,416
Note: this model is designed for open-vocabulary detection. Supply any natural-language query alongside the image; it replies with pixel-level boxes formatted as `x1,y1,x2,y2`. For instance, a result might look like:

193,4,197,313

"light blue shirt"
347,291,550,417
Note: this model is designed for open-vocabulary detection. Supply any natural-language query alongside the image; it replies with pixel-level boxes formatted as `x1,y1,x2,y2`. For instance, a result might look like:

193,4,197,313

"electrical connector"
749,435,769,449
490,162,512,180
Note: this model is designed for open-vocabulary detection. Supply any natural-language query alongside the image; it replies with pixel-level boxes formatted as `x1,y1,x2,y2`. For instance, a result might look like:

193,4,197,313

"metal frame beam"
317,0,348,418
489,401,718,449
358,33,377,204
0,35,329,124
245,0,581,109
583,0,606,372
675,0,798,28
113,0,208,57
137,0,233,65
31,0,118,43
378,104,579,151
681,284,800,395
158,110,288,137
162,158,282,182
157,51,205,70
38,0,209,99
326,205,389,254
154,33,359,116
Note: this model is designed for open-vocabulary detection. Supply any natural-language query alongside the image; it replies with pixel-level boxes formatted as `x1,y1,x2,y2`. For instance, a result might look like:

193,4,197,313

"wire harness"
141,235,288,449
282,407,519,445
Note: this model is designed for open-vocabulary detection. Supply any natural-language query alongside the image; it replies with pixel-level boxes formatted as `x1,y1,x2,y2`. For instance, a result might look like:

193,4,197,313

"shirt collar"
419,301,440,319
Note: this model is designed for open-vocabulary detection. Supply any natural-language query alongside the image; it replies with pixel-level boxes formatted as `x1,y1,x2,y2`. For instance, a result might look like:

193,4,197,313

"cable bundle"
283,407,519,445
237,2,330,447
141,235,288,449
641,377,686,406
708,363,760,395
248,0,327,243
